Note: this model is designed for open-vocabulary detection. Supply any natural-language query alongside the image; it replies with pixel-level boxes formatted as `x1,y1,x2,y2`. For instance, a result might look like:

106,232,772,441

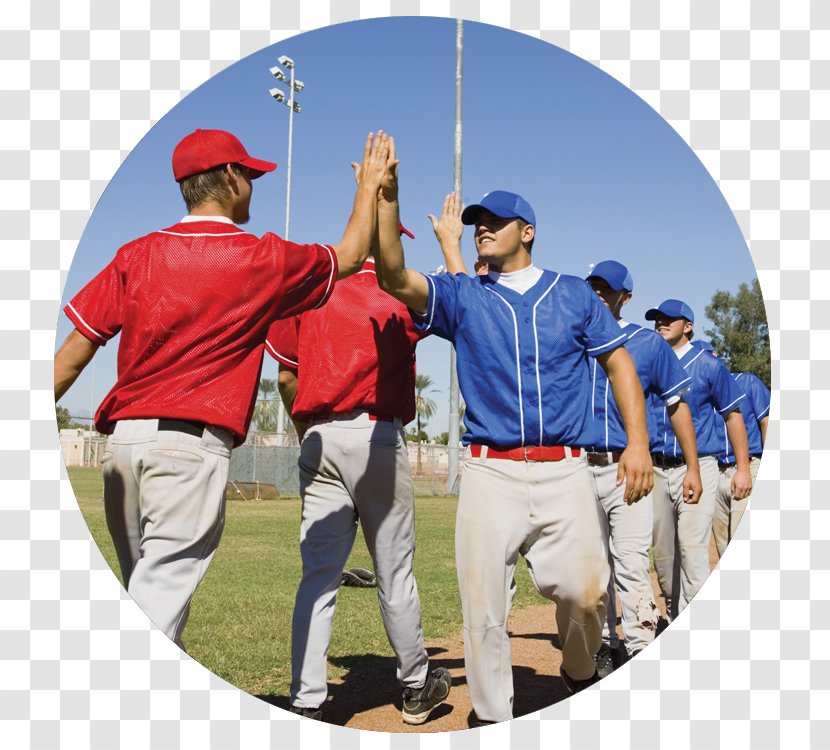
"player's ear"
622,292,632,307
521,223,535,245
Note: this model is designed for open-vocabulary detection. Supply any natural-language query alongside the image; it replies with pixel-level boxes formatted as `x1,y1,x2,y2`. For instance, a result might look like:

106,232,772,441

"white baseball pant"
651,455,720,622
101,418,233,645
589,461,660,655
290,412,429,709
457,452,609,723
711,456,761,558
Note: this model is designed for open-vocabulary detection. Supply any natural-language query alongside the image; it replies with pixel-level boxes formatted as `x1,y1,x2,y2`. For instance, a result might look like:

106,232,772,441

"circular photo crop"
55,17,769,732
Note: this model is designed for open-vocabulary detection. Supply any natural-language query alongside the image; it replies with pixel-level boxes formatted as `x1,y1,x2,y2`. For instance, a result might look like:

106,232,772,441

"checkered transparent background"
1,1,823,748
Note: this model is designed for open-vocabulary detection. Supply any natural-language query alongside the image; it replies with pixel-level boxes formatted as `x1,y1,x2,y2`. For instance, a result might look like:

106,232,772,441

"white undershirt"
180,215,235,224
488,264,543,295
674,341,693,359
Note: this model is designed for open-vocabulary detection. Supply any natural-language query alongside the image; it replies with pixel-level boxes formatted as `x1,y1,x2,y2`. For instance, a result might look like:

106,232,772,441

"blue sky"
57,17,758,433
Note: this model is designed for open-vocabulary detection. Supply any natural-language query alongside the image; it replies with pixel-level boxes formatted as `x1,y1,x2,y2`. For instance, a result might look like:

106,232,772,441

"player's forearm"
332,184,378,279
725,409,751,469
440,239,468,275
54,329,99,402
375,198,430,312
759,416,768,447
666,400,700,472
277,366,308,441
602,348,649,450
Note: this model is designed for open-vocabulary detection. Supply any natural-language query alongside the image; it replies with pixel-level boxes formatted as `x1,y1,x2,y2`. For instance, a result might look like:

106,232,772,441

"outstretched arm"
666,399,703,504
597,346,653,503
54,329,99,402
429,193,467,275
330,131,390,279
374,138,430,313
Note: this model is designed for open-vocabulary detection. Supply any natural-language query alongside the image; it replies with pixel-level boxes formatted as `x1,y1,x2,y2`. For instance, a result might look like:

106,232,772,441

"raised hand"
379,136,400,202
356,131,391,194
428,192,463,248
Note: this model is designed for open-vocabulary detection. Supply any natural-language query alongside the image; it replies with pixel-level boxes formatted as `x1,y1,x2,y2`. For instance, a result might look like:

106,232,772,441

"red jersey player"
266,193,451,723
54,128,392,648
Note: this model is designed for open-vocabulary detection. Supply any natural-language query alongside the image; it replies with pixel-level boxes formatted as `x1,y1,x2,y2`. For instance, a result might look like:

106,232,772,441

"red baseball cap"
172,129,277,182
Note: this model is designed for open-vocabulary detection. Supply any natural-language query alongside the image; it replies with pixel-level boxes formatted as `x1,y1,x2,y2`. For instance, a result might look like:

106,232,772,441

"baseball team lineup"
54,127,769,728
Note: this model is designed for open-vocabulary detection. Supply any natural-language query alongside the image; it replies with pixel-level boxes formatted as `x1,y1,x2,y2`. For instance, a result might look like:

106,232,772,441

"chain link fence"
60,421,461,502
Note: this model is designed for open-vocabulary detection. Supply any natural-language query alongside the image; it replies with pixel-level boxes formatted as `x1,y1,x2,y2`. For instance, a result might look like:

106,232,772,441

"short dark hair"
179,163,244,212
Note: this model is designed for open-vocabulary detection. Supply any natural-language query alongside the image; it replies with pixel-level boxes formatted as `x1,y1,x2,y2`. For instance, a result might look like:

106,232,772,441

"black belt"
586,451,623,467
157,419,207,438
651,453,685,469
718,456,762,471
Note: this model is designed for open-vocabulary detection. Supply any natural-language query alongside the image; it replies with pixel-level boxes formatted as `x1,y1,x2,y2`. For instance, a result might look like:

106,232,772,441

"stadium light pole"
269,55,304,444
447,19,463,492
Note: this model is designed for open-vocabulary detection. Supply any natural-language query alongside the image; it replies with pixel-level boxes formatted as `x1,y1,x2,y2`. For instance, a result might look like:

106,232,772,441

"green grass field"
73,475,543,699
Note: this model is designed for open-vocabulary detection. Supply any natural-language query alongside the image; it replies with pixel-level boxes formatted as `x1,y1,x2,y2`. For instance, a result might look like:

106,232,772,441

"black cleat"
561,668,601,695
402,667,451,725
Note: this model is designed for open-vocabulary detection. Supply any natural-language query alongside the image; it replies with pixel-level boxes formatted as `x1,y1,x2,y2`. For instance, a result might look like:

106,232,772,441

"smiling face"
587,277,632,319
473,210,535,273
653,313,693,349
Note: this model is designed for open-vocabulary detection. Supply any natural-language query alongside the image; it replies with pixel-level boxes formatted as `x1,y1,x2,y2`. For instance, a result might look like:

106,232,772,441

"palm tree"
252,378,280,437
414,373,437,473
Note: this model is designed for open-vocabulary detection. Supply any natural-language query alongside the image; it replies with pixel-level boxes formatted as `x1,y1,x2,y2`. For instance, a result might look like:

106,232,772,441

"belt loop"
480,445,488,459
564,446,573,460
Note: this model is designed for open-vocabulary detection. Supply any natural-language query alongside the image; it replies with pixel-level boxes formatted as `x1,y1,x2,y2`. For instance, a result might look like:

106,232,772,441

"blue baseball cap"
461,190,536,227
691,340,715,352
586,260,634,292
644,299,695,323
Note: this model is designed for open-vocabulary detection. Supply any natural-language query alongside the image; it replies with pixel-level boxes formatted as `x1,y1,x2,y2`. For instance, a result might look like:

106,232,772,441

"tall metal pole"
448,19,463,492
275,64,296,445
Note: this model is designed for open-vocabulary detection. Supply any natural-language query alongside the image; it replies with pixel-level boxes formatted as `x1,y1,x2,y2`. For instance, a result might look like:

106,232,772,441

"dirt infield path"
316,540,719,732
324,598,569,732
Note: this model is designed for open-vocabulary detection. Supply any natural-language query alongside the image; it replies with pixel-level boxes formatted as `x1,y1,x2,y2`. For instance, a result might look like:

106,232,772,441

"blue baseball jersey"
649,346,746,458
414,270,627,448
590,322,691,453
717,372,770,463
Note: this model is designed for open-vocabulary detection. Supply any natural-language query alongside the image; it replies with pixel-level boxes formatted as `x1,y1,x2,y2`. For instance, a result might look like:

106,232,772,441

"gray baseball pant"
711,456,761,557
101,418,233,645
290,412,429,709
651,455,719,622
457,452,609,723
589,461,660,655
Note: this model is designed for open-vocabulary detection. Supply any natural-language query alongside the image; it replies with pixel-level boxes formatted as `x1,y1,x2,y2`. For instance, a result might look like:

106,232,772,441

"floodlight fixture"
269,66,286,81
278,54,294,69
269,88,286,103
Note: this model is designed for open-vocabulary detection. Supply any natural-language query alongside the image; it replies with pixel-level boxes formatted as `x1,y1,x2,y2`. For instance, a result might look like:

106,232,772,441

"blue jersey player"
374,180,653,725
584,261,702,673
647,301,752,622
689,343,770,557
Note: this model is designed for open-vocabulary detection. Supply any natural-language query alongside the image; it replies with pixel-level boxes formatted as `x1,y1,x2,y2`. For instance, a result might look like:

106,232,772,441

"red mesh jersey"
266,259,427,425
65,218,337,445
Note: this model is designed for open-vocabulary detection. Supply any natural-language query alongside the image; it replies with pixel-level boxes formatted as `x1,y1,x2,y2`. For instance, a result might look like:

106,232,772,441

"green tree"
414,373,437,472
252,378,280,434
56,405,72,430
703,279,770,388
435,431,449,446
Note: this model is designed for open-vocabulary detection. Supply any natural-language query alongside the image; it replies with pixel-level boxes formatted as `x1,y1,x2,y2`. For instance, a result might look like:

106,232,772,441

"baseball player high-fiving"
264,168,450,723
54,129,392,647
374,181,652,725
